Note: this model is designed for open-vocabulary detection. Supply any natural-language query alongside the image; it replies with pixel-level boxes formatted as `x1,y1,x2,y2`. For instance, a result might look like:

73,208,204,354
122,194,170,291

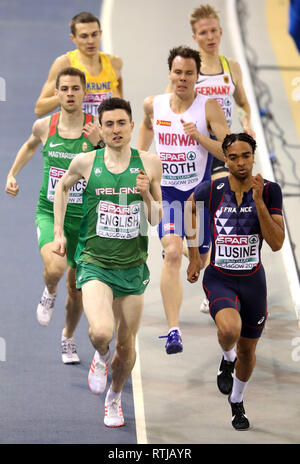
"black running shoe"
228,396,250,430
217,356,236,394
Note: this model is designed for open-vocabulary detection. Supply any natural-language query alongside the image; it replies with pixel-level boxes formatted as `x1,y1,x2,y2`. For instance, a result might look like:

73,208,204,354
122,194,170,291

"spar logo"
50,167,66,179
156,120,171,126
186,151,196,161
99,201,132,215
216,236,248,245
249,235,258,244
160,152,186,162
131,204,140,214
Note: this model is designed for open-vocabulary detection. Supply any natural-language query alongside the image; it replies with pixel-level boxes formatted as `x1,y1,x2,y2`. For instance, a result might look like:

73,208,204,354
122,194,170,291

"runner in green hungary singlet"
36,111,95,266
5,68,101,364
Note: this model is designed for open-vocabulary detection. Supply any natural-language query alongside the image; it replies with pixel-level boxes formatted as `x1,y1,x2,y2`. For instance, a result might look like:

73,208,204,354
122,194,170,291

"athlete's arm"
110,55,123,98
138,152,163,226
205,98,231,159
180,99,229,161
53,153,90,256
252,174,285,251
185,193,201,283
229,59,255,138
5,118,48,197
185,181,211,282
137,96,155,151
34,55,70,117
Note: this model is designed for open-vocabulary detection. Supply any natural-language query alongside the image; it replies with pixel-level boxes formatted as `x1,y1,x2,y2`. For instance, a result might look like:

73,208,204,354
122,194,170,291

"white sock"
106,385,121,403
168,326,181,335
230,374,248,403
45,286,56,298
223,348,236,362
98,349,110,362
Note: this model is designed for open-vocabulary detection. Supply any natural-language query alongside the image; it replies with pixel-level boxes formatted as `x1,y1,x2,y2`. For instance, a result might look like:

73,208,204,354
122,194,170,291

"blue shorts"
158,186,211,254
203,264,267,339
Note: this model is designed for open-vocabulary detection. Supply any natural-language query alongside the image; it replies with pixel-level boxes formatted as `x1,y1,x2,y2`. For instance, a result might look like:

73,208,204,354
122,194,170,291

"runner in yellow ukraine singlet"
68,49,118,116
35,11,123,118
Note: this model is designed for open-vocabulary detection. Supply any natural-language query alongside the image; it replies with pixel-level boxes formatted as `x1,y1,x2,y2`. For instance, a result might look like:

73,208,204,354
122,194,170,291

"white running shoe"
88,350,109,395
200,297,210,313
104,395,124,427
36,287,56,326
61,332,80,364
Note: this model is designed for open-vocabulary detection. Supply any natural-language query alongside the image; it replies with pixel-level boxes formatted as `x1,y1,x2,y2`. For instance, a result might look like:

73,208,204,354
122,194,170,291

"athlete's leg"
40,242,66,294
81,279,114,356
236,336,259,380
63,266,83,339
110,293,144,393
215,308,242,353
160,234,183,329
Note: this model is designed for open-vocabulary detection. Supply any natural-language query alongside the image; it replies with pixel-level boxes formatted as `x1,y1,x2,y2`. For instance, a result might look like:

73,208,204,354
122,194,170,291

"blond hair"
190,4,220,32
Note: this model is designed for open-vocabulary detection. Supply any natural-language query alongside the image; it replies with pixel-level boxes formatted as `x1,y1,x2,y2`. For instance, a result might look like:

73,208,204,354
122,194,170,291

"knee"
44,263,65,282
164,247,182,267
218,323,241,344
66,278,81,301
237,346,256,365
89,326,113,348
115,336,136,361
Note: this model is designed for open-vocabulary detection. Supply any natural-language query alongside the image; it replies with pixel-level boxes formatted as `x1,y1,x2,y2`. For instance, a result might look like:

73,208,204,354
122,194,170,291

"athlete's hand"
82,122,102,146
136,169,150,198
252,173,264,203
5,175,19,197
187,248,201,283
52,235,67,257
243,126,256,139
181,119,200,142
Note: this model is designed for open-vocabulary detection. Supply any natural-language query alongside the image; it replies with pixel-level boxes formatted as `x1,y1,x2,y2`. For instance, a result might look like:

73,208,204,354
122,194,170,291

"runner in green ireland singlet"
75,147,148,270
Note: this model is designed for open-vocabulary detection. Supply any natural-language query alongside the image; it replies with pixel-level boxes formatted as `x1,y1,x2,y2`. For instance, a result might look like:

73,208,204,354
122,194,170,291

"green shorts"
76,260,150,298
35,210,82,269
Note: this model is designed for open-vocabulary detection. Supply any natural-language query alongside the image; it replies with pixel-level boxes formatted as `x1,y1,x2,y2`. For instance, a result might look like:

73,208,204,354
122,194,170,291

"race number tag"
47,167,86,203
215,234,260,270
96,200,141,239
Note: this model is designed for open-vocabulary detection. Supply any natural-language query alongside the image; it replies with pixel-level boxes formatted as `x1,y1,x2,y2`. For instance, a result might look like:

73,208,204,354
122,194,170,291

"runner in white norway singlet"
153,93,211,192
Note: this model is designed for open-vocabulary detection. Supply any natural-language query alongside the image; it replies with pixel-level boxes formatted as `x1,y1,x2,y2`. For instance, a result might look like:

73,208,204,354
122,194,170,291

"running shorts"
158,186,211,254
76,260,150,298
35,210,82,269
203,264,267,339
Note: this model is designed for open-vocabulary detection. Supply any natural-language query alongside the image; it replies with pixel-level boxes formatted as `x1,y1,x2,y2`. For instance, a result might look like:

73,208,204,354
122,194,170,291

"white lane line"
100,0,115,54
99,0,148,444
227,0,300,322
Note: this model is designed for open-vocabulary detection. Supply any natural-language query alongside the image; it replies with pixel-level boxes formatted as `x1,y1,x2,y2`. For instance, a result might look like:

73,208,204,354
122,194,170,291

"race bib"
82,92,113,116
160,150,200,188
47,166,86,204
215,234,260,271
96,200,141,239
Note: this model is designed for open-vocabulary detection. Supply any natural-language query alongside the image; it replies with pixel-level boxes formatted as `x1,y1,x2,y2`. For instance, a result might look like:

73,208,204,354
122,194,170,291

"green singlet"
75,148,149,270
36,111,95,217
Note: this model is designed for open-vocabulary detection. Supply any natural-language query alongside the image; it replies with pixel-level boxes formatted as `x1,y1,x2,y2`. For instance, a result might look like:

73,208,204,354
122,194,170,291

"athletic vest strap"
48,112,60,137
83,113,93,138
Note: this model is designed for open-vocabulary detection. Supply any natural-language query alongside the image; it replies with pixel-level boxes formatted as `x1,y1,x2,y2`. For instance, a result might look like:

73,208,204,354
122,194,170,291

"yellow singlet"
68,49,118,116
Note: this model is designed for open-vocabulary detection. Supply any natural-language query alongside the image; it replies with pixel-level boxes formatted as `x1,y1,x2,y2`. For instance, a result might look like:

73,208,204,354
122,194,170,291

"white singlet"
153,93,210,191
